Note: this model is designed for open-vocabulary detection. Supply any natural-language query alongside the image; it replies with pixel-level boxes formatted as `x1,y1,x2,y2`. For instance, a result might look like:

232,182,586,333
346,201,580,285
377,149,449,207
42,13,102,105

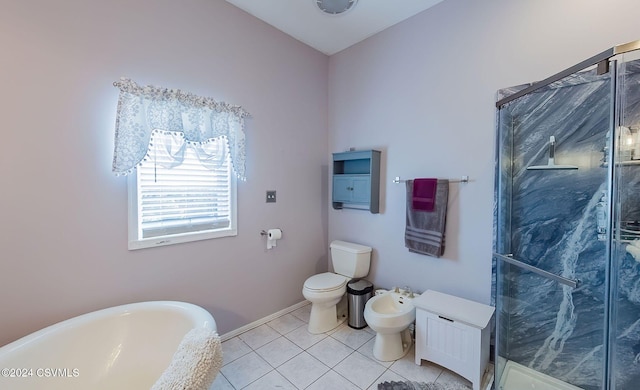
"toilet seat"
304,272,348,292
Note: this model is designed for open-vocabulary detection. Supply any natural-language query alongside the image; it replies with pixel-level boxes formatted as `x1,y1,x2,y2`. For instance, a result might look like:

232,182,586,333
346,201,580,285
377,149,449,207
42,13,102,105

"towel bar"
393,176,469,184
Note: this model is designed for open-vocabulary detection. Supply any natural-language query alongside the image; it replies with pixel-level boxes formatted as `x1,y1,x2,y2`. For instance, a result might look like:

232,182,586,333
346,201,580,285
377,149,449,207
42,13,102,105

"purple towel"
412,178,438,211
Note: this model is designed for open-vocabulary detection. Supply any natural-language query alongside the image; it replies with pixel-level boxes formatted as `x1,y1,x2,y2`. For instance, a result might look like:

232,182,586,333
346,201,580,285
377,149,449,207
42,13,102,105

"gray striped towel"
405,179,448,257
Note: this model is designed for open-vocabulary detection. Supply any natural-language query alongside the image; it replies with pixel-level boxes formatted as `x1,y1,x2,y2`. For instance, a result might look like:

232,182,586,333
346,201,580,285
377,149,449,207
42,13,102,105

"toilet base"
373,328,413,361
308,297,347,334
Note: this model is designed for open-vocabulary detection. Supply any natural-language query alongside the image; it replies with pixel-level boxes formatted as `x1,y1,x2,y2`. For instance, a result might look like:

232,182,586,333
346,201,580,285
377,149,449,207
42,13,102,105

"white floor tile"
284,324,327,349
219,351,272,389
237,324,280,350
267,313,305,335
389,347,441,384
333,351,387,389
277,351,330,389
357,338,394,368
221,337,251,366
436,367,473,388
307,336,355,368
210,373,234,390
255,336,303,368
290,303,311,323
307,370,361,390
243,370,297,390
363,326,376,335
324,319,347,335
219,305,480,390
330,323,375,350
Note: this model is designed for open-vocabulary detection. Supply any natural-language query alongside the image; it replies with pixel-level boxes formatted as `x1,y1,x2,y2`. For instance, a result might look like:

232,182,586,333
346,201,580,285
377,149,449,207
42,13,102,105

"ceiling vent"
314,0,358,15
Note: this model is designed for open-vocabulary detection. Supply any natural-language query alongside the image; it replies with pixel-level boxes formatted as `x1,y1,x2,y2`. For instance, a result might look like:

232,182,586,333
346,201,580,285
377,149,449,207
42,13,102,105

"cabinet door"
351,176,371,203
333,176,353,202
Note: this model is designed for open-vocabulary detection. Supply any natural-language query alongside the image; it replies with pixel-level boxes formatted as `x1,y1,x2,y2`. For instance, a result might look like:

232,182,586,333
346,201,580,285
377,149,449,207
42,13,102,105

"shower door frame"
494,39,640,390
495,41,640,108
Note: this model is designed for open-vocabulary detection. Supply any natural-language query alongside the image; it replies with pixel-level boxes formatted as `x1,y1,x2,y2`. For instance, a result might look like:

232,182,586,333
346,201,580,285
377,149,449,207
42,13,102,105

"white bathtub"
0,301,217,390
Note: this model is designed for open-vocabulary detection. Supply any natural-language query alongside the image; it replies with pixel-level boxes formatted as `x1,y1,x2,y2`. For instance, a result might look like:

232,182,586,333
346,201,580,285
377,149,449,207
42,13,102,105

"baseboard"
219,300,310,342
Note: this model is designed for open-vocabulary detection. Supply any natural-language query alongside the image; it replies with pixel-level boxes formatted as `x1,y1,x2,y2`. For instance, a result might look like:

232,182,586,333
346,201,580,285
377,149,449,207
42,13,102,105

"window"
127,134,237,250
112,78,249,250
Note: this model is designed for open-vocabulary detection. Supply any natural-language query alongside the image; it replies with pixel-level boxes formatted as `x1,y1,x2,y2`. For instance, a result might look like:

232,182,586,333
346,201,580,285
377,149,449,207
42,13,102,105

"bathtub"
0,301,217,390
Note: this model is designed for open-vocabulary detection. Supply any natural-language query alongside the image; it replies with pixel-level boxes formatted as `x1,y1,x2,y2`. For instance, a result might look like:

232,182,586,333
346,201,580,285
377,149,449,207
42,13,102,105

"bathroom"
1,0,640,389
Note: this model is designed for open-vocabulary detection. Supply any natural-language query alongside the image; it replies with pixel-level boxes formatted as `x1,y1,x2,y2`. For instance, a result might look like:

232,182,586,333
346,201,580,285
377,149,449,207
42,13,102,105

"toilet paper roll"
266,228,282,250
267,229,282,240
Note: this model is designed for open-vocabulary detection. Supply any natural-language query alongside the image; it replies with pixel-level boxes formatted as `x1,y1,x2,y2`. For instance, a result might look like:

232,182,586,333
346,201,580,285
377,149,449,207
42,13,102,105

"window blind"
136,143,232,239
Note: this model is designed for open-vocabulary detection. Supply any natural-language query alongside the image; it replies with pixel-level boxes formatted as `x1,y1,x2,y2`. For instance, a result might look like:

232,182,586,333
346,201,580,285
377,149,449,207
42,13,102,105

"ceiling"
225,0,445,55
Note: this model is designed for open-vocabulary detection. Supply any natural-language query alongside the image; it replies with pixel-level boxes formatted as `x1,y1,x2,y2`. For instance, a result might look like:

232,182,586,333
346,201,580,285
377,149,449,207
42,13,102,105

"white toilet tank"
330,240,372,278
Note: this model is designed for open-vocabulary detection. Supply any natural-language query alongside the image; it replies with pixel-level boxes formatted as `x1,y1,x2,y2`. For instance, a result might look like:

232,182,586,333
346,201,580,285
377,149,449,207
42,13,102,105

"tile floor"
211,303,472,390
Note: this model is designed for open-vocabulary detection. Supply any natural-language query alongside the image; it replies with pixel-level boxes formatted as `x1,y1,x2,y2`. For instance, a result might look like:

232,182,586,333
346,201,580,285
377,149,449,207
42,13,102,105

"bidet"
364,289,418,361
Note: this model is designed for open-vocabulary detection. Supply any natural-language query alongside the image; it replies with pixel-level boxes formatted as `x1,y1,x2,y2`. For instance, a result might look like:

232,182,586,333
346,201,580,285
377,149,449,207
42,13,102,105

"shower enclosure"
494,41,640,390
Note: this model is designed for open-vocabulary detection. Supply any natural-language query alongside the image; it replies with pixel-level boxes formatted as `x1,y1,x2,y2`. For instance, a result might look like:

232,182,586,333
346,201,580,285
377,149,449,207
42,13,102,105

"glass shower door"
494,63,613,390
608,51,640,390
495,255,584,390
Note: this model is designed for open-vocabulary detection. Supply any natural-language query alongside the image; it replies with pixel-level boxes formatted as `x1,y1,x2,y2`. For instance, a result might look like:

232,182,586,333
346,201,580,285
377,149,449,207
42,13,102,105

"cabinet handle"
438,315,454,322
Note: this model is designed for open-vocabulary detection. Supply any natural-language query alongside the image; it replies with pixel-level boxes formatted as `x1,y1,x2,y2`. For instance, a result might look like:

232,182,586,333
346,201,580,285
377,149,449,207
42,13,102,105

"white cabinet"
413,290,494,390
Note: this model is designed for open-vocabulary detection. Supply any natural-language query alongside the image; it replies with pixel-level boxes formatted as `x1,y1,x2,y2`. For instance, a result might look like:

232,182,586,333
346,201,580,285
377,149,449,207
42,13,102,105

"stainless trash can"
347,279,374,329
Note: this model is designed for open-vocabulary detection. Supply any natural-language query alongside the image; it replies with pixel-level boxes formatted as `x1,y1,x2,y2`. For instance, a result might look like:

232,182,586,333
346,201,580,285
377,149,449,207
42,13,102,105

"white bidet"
364,290,417,361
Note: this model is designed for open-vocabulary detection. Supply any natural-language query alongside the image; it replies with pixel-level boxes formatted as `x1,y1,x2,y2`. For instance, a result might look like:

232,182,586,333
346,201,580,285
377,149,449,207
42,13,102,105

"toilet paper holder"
260,229,283,236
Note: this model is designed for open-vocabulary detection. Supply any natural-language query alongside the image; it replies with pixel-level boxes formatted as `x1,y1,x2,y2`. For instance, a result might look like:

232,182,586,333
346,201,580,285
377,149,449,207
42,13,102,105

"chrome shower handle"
548,136,556,160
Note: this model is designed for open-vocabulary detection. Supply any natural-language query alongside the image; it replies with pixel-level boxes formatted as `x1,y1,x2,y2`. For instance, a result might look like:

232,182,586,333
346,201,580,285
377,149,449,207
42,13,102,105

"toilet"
303,240,372,334
364,289,417,361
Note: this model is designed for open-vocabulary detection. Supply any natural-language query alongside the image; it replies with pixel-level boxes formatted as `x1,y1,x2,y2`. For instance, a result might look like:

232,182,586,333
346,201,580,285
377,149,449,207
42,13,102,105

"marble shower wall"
494,60,640,390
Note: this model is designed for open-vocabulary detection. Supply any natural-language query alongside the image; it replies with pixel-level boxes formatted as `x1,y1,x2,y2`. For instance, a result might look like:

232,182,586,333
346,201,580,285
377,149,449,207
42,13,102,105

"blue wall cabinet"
332,150,381,213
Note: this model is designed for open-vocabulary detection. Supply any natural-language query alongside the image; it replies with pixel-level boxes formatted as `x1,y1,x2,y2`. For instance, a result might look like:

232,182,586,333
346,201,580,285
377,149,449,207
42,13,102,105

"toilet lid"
304,273,348,292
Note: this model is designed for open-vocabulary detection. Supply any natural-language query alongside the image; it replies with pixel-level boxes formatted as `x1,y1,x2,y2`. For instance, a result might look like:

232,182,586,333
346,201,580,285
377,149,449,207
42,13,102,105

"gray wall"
0,0,328,345
327,0,640,304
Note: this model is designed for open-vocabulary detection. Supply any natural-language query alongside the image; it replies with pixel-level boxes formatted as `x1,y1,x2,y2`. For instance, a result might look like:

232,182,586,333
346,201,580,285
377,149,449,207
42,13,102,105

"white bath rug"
151,327,222,390
377,381,471,390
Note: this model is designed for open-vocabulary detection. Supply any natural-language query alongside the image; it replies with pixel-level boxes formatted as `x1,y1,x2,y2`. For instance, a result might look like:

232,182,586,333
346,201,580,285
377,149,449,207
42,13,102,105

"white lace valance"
112,77,250,180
